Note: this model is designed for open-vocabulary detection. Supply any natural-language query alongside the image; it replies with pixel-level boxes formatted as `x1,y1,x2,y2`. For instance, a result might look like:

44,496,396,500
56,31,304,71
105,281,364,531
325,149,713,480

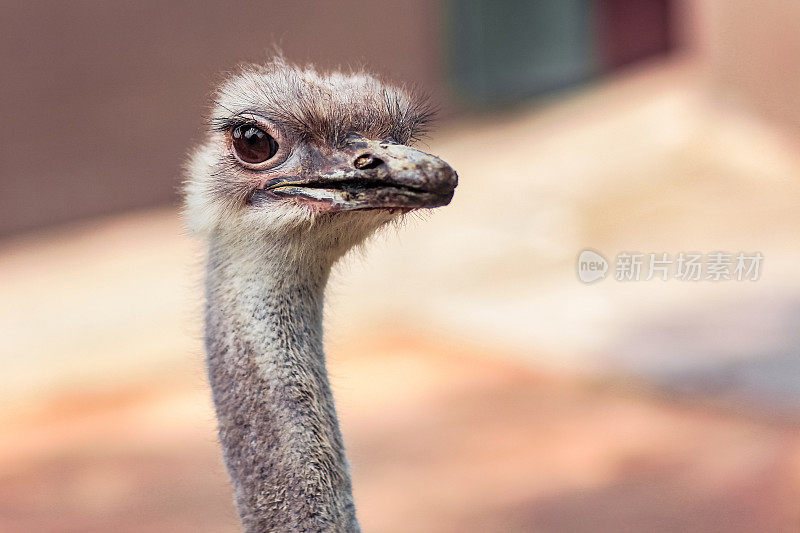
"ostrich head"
185,59,457,264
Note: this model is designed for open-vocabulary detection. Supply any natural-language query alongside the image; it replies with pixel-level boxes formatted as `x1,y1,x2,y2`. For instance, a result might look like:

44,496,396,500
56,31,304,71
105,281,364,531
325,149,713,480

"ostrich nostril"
353,154,384,170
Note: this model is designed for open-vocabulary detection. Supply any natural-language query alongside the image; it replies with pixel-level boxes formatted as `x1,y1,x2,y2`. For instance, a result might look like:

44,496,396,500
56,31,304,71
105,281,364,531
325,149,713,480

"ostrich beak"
262,137,458,211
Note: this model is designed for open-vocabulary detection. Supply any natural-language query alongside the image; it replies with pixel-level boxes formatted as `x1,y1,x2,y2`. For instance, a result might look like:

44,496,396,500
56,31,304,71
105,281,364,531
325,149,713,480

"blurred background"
2,1,800,531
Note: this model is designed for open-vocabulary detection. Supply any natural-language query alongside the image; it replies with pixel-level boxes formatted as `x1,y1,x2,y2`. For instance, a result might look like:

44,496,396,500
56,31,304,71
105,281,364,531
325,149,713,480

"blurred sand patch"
1,335,799,532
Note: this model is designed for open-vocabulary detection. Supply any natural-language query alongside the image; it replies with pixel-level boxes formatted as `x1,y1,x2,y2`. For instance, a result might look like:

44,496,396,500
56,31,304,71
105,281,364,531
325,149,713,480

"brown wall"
0,2,443,236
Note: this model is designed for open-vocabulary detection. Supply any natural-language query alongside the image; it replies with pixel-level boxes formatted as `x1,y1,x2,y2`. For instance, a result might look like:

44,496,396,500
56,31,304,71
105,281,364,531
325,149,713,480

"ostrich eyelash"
209,116,262,133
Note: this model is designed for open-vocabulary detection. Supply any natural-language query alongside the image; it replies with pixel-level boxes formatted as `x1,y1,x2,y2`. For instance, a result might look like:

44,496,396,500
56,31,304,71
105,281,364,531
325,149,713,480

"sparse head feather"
211,57,435,146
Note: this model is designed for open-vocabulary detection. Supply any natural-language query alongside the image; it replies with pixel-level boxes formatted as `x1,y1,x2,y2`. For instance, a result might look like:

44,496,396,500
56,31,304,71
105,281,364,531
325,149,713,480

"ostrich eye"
231,124,278,164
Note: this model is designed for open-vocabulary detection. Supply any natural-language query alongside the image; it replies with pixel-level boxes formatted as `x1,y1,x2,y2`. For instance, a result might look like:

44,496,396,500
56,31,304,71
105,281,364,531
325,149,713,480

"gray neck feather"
204,234,360,532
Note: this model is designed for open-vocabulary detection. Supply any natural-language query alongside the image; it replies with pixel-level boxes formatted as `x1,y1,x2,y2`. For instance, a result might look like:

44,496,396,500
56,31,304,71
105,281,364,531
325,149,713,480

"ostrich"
183,59,457,532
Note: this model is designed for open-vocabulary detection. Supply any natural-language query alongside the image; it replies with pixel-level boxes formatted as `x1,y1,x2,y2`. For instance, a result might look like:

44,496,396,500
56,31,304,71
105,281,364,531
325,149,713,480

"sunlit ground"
2,59,800,532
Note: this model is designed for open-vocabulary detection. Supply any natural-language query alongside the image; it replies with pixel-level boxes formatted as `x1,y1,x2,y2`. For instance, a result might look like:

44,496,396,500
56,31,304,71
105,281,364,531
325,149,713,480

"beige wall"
682,0,800,133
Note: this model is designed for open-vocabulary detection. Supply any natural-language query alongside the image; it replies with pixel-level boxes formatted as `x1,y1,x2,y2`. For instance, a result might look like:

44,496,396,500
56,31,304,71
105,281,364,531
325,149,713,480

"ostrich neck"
204,238,359,533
